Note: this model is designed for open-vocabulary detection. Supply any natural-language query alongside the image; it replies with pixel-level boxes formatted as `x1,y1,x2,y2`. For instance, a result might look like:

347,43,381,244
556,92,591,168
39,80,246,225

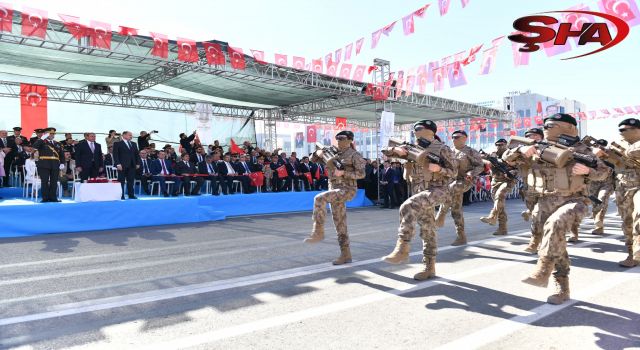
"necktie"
244,163,249,173
161,160,167,175
208,163,213,174
89,142,95,153
143,160,148,174
2,138,5,145
198,155,202,162
126,141,131,149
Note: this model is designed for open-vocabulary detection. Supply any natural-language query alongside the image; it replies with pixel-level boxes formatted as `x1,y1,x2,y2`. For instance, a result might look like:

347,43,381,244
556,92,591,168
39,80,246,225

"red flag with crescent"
229,138,244,154
335,117,347,130
276,165,287,178
0,3,12,32
21,7,48,39
88,20,112,49
249,172,264,187
306,125,317,142
150,32,168,58
228,46,246,70
203,42,225,65
178,38,198,62
304,172,312,185
59,14,87,39
119,26,138,36
20,84,47,138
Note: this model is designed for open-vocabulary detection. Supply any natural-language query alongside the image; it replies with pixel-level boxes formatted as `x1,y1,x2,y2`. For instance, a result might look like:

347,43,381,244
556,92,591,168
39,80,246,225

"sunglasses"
619,128,634,133
543,124,557,130
335,135,349,141
452,135,464,139
414,126,426,131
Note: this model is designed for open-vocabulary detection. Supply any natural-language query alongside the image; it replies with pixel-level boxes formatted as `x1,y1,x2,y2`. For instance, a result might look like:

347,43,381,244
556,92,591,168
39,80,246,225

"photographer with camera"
179,130,197,155
138,130,158,150
105,130,121,149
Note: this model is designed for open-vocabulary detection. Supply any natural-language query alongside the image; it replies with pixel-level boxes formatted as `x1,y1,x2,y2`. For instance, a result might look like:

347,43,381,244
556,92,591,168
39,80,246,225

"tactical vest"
613,139,640,188
530,143,590,196
405,140,447,189
329,147,361,187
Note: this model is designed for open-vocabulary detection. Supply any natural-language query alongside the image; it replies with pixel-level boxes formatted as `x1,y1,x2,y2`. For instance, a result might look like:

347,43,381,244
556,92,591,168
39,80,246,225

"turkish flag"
382,21,396,36
402,14,415,35
21,7,48,39
416,65,427,94
304,172,312,185
249,172,264,187
514,117,523,128
178,38,199,62
312,58,323,73
228,47,246,70
276,165,287,178
307,125,317,142
344,43,353,61
614,107,626,115
339,63,353,79
562,4,595,44
461,44,483,66
426,61,439,83
324,53,333,68
229,138,244,154
335,117,347,130
433,66,447,91
371,29,383,49
598,0,640,27
150,32,168,58
479,46,499,75
0,3,12,32
352,65,366,82
355,37,364,54
624,106,636,114
292,56,305,69
448,61,467,88
274,53,288,66
59,14,87,39
404,74,415,96
511,34,530,67
250,49,266,64
395,70,404,97
588,111,597,120
534,115,543,125
542,22,572,57
414,4,431,17
326,61,339,76
88,20,112,49
578,112,587,120
20,84,47,138
438,0,451,16
314,166,321,180
523,118,532,128
119,26,138,36
203,42,225,65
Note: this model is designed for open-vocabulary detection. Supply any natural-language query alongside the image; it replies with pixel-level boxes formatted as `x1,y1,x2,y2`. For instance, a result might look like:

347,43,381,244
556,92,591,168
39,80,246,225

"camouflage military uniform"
435,145,484,245
589,169,615,234
610,139,640,266
509,140,609,303
307,146,366,264
382,139,458,280
481,151,517,235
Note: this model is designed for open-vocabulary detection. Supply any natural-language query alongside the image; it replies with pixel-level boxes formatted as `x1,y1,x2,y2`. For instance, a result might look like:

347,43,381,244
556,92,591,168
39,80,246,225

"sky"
4,0,639,139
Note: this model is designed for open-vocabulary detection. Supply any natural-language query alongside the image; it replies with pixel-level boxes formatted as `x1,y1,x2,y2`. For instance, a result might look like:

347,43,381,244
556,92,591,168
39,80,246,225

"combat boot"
522,256,555,287
480,215,497,225
546,275,570,305
332,245,352,265
619,247,638,267
303,223,324,243
413,257,436,281
435,207,448,228
591,227,604,235
493,221,507,236
567,224,579,243
524,235,540,254
521,210,531,222
381,238,411,264
450,229,467,246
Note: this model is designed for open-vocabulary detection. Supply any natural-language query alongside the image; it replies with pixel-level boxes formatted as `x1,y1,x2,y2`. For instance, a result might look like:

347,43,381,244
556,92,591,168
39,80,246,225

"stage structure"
0,11,512,151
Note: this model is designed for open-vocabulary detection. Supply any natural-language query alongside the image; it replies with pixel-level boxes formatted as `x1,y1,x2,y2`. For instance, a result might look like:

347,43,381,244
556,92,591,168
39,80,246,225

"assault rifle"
313,143,344,170
479,149,517,180
382,138,445,166
508,135,598,169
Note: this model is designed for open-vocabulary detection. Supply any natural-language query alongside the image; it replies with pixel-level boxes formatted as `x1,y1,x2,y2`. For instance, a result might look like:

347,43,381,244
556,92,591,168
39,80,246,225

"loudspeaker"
88,84,112,93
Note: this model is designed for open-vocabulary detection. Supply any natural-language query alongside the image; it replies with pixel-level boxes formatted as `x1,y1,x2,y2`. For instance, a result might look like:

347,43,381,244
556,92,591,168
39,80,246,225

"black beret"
524,128,543,137
44,127,56,132
618,118,640,128
336,130,354,140
13,127,22,131
495,138,507,144
451,130,467,137
596,139,608,147
543,113,577,126
413,119,437,133
34,128,44,133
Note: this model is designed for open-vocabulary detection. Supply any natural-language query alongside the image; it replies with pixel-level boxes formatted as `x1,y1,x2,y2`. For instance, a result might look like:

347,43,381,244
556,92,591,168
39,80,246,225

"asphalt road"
0,199,638,350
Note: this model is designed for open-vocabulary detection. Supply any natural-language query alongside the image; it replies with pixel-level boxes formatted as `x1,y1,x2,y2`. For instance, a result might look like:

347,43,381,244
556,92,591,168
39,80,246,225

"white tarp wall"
0,97,256,150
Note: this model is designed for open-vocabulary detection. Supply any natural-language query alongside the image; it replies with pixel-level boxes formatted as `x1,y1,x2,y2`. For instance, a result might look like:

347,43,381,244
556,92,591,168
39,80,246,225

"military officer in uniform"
480,139,517,236
304,130,366,265
505,113,609,304
380,120,457,280
32,127,65,202
434,130,484,246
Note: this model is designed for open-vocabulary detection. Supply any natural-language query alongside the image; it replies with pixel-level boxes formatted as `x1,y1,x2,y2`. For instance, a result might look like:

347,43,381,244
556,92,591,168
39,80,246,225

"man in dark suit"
137,149,154,195
0,129,9,186
6,127,29,185
380,160,397,209
217,153,238,195
309,160,328,191
283,155,303,191
190,145,207,165
74,132,104,181
199,154,221,195
234,154,254,193
175,153,203,195
150,150,181,197
9,137,29,175
31,127,65,202
269,154,284,192
297,156,312,191
179,130,197,155
112,131,141,199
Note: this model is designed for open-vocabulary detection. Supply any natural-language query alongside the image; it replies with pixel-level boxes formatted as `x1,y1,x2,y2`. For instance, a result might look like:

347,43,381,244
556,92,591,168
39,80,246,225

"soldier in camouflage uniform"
506,113,610,304
434,130,484,246
480,139,517,236
598,118,640,267
589,139,615,235
381,120,458,280
504,128,545,253
304,130,366,265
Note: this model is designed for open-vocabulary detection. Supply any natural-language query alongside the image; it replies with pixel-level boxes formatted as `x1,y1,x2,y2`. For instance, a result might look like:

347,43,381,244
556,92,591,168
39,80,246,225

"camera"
152,130,159,133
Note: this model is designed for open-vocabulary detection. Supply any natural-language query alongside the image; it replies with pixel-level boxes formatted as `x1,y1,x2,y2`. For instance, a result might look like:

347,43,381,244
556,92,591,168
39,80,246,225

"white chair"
71,168,83,199
203,180,211,195
150,180,175,196
232,180,243,194
105,166,118,180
